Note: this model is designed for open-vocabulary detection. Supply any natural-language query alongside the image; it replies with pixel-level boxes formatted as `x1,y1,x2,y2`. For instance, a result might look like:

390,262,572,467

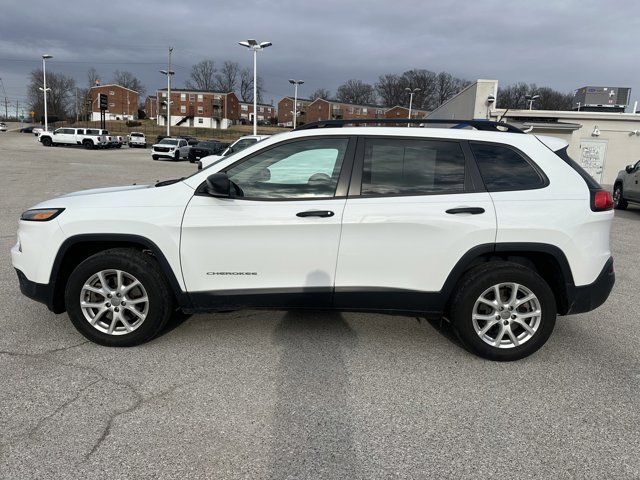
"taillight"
591,189,614,211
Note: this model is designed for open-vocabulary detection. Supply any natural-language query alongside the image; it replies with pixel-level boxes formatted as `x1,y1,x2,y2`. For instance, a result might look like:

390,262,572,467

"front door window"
226,138,349,199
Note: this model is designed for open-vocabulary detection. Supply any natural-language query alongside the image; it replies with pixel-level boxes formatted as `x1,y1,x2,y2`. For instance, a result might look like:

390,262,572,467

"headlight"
20,208,65,221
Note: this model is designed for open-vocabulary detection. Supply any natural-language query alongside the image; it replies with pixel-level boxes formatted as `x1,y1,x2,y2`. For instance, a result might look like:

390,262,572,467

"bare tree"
497,82,535,109
112,70,145,95
435,72,468,106
185,60,216,91
402,69,438,110
375,73,405,107
336,79,376,105
27,69,76,120
309,88,331,101
498,83,573,110
215,61,240,93
239,68,263,102
87,67,100,88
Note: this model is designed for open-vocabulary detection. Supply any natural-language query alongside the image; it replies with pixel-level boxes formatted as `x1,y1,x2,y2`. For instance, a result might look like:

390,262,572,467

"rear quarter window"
470,142,547,191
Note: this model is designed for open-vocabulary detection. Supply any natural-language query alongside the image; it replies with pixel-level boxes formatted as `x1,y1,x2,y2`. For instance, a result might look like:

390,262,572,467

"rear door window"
360,138,466,196
470,142,546,191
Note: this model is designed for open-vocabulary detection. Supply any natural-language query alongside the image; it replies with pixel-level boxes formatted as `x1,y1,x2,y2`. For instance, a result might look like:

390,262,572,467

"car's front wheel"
41,137,52,147
64,248,174,347
449,262,556,361
613,184,628,210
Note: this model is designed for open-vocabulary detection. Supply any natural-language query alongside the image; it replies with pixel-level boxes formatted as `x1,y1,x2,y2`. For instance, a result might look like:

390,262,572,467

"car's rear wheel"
65,248,173,347
83,140,93,149
449,262,556,361
613,184,628,210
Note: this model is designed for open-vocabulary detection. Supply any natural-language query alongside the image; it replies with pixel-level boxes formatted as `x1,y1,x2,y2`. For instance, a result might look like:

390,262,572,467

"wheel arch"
441,243,576,315
48,234,190,313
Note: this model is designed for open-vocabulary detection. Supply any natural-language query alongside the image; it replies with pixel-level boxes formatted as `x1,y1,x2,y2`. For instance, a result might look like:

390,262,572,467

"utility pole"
3,97,7,120
75,87,78,122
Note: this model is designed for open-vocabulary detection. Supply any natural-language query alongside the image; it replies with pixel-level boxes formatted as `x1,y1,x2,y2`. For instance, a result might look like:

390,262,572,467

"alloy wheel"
472,283,541,349
80,269,149,335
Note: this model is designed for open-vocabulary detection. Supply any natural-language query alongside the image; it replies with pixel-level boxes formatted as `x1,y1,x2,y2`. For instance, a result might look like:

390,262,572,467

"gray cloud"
1,0,639,109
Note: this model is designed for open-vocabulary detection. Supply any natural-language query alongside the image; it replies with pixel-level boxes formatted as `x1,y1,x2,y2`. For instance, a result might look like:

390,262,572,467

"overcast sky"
1,0,639,113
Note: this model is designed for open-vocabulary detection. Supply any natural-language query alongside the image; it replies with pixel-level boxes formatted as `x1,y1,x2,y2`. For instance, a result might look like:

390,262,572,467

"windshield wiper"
155,177,185,187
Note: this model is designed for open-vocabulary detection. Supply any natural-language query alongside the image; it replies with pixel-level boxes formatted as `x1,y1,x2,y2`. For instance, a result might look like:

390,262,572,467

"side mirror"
626,165,634,174
205,173,232,197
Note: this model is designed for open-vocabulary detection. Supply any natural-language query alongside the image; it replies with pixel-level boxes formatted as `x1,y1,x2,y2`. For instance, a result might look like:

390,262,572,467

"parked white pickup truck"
39,128,108,149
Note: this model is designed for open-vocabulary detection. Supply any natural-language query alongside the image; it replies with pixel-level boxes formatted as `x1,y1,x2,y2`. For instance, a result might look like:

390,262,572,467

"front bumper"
566,257,615,315
15,268,59,312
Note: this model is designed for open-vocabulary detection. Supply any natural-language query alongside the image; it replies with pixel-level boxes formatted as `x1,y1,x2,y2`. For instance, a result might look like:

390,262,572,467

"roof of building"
158,88,233,95
385,105,430,113
308,97,386,109
280,96,313,103
238,101,275,108
90,84,139,94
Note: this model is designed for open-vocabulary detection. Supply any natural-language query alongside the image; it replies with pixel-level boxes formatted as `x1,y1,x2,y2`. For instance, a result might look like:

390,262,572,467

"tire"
152,155,158,160
613,184,628,210
41,137,52,147
448,262,556,361
128,143,132,148
64,248,174,347
83,140,93,150
116,144,122,149
174,151,180,161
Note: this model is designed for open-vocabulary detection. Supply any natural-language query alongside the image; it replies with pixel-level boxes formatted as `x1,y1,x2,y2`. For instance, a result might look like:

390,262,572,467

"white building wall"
428,79,498,120
90,112,135,121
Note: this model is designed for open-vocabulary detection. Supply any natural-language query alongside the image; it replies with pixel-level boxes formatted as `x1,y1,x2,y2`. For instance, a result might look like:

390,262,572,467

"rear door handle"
445,207,485,215
296,210,335,218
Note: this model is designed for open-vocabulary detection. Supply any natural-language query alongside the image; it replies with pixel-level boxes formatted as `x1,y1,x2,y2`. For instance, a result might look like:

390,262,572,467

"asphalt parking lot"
0,131,638,479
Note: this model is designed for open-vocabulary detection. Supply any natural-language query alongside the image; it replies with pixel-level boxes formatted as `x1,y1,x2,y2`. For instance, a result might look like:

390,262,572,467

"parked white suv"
198,135,269,169
151,137,190,161
39,128,108,149
12,120,615,360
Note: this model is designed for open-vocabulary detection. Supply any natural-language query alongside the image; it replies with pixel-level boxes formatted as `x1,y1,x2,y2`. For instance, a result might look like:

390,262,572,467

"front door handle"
296,210,335,218
445,207,485,215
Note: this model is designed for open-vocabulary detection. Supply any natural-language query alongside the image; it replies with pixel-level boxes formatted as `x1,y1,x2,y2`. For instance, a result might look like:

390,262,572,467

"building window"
189,94,195,101
109,103,115,107
109,90,114,95
362,108,368,114
198,94,203,102
180,93,186,101
259,107,264,112
161,92,167,97
197,106,203,114
377,109,383,115
198,118,203,124
241,104,248,111
180,105,186,113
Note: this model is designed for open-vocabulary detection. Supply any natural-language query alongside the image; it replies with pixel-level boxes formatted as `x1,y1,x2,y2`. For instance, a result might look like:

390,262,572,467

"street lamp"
40,54,53,132
160,47,174,136
288,79,304,129
526,94,540,110
239,39,272,135
405,87,420,127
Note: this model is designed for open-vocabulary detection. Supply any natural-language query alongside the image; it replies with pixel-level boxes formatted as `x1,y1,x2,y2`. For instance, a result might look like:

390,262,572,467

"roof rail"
294,118,525,133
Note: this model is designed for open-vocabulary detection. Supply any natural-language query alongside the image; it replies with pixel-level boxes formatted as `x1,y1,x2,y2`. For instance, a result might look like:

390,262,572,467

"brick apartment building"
277,97,313,127
238,101,277,123
144,96,157,120
156,88,240,129
303,98,388,124
384,105,429,120
89,84,139,121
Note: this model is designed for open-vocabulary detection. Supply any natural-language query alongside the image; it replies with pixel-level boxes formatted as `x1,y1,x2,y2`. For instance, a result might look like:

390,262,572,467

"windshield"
159,139,178,146
230,138,257,152
131,133,143,137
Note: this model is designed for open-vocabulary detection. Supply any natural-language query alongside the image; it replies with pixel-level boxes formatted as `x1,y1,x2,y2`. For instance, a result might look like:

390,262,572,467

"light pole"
288,79,304,129
160,47,174,136
526,94,540,110
40,54,52,131
239,39,272,135
405,87,420,127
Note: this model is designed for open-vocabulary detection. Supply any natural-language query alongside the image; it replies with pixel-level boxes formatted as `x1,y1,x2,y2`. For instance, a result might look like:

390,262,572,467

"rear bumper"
566,257,615,315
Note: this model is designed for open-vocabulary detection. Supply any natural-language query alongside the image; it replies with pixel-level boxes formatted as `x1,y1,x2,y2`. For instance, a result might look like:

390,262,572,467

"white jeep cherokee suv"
12,120,615,361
